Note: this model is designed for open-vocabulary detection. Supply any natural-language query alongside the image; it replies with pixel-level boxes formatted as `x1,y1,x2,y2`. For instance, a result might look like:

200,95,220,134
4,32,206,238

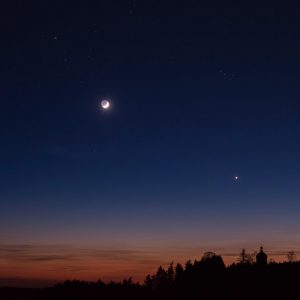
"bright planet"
100,99,110,110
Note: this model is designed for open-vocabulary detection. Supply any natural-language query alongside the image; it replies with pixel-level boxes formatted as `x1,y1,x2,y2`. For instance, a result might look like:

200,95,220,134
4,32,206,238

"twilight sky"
1,1,300,286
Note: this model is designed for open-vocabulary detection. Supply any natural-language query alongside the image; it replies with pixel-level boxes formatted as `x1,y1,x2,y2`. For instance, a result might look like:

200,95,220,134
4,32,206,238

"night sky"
1,1,300,286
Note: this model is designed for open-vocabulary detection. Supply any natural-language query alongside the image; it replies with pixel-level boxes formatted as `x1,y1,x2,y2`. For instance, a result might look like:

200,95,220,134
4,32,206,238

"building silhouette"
256,246,268,266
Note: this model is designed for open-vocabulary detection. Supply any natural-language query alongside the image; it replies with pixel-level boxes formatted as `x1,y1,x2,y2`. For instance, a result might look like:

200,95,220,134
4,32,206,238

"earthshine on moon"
100,99,110,110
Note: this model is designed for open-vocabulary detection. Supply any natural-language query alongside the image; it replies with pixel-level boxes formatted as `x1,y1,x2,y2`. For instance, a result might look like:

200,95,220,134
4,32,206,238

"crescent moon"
101,99,110,110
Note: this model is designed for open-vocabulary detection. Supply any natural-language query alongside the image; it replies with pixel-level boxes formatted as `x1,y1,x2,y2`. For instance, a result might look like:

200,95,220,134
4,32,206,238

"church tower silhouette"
256,246,268,266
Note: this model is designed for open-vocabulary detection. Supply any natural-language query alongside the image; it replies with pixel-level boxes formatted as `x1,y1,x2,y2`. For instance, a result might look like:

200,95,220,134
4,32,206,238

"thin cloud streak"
0,244,164,265
1,244,297,264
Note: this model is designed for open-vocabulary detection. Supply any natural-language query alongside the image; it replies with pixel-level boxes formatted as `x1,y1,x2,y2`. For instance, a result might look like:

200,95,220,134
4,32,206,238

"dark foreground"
2,261,300,300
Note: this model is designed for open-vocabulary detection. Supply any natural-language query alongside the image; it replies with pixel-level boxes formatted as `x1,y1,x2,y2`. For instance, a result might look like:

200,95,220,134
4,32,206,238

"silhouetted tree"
201,251,225,270
154,266,168,289
185,260,193,273
238,248,253,264
287,251,297,263
144,274,154,290
167,262,174,283
122,277,133,287
201,251,216,261
175,263,184,283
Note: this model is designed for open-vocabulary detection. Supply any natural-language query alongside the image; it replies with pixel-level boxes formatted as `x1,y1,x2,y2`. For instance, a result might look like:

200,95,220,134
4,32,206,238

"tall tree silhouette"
238,248,253,264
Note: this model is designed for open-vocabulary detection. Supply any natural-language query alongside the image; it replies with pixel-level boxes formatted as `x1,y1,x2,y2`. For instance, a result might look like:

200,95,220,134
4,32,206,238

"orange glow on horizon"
0,243,298,286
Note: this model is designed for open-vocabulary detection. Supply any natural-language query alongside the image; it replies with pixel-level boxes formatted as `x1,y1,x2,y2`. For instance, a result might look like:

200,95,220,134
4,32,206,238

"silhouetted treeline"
2,251,300,300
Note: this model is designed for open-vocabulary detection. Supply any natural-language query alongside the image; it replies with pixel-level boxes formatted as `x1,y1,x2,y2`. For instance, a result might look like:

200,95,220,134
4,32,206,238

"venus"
100,99,110,110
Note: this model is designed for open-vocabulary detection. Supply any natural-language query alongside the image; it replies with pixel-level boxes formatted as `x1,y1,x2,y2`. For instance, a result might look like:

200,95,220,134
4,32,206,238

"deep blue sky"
1,0,300,282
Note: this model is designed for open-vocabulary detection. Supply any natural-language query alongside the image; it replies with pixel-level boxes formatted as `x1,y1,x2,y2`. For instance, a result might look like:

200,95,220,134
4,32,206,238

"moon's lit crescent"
101,99,110,109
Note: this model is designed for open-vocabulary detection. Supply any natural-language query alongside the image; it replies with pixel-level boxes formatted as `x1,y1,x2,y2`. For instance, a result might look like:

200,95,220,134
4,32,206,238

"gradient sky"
1,1,300,286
